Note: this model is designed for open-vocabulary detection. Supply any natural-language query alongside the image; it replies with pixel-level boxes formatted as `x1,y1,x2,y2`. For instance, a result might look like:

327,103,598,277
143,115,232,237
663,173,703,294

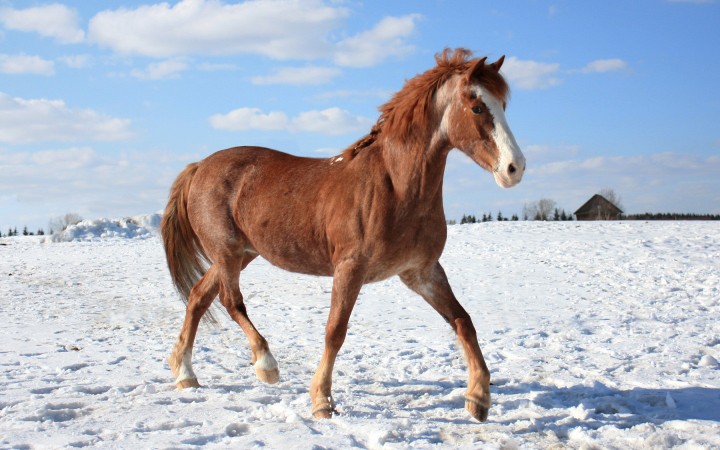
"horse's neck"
382,77,458,205
381,134,451,207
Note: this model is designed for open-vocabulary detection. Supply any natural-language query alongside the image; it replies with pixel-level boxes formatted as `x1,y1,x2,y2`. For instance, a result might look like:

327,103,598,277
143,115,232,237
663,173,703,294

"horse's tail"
161,162,209,307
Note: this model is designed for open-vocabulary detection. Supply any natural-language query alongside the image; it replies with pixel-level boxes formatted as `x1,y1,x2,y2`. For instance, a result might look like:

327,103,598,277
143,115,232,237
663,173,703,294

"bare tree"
523,198,557,221
49,213,83,234
597,188,623,220
598,188,623,210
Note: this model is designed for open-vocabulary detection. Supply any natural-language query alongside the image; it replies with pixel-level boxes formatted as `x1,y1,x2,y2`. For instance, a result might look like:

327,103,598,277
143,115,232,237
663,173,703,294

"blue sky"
1,0,719,232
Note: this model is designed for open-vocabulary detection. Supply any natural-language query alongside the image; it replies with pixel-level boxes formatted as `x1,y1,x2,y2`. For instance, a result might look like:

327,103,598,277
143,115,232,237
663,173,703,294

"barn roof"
574,194,623,215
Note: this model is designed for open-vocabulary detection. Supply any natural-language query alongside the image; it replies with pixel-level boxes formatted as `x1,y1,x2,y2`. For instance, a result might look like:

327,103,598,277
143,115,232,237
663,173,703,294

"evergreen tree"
511,213,519,221
37,228,45,236
497,211,504,221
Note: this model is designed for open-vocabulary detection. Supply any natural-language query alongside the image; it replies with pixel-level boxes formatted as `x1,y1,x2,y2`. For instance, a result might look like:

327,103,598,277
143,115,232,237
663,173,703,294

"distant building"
574,194,623,221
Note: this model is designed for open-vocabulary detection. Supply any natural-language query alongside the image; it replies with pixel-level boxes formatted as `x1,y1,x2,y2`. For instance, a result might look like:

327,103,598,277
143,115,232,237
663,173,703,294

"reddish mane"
344,48,510,157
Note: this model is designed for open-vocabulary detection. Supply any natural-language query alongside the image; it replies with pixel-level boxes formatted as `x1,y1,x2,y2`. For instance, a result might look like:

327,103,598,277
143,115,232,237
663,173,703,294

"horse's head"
446,56,525,188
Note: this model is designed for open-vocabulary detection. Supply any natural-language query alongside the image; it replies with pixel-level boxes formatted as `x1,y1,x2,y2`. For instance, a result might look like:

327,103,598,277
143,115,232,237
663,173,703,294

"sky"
1,0,719,232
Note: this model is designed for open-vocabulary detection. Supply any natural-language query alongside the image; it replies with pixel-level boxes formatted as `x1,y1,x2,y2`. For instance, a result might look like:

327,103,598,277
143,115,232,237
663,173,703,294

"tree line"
1,213,83,238
622,213,720,221
2,227,46,237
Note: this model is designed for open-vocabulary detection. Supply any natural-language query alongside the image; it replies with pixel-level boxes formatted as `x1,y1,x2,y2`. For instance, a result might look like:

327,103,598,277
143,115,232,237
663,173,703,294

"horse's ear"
466,56,488,81
490,55,505,72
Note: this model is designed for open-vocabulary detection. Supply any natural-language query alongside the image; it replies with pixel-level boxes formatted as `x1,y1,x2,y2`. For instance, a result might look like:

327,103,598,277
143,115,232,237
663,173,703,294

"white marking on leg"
175,350,196,383
254,351,278,372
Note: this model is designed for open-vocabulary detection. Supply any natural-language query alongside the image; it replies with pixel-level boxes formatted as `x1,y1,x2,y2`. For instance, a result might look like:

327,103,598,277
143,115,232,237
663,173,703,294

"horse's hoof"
465,397,489,422
176,378,200,389
255,368,280,384
311,405,335,419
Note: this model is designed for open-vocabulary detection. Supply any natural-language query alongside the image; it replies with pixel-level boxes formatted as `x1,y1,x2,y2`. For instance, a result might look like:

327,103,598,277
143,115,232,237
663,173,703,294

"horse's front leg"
310,259,364,418
400,262,491,422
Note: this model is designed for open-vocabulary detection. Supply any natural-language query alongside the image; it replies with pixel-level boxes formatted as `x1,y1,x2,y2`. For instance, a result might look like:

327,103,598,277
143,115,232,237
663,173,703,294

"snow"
1,218,719,449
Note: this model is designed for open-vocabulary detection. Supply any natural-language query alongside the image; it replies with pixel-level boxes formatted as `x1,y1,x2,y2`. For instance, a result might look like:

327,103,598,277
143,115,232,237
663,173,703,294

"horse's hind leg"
400,262,491,422
216,255,280,384
169,265,220,388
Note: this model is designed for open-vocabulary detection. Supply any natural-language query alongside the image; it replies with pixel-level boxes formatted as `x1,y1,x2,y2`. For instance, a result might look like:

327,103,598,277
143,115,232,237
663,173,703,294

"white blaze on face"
475,86,526,188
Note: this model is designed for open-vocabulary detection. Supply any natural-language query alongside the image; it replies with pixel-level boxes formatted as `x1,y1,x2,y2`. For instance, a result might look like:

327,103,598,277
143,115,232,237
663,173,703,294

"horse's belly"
250,239,334,277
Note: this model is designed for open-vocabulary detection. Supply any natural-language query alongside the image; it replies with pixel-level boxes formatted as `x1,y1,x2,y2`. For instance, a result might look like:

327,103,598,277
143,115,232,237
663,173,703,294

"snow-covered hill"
1,220,718,448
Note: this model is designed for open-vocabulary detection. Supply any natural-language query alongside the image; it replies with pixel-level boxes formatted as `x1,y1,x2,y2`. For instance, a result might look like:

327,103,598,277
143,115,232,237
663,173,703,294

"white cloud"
0,147,192,226
131,59,189,80
88,0,347,59
530,152,720,180
0,4,85,43
86,1,420,68
209,107,289,131
209,106,372,135
502,57,561,90
334,14,421,67
197,62,237,71
290,107,373,134
251,66,342,85
59,54,92,69
31,147,96,169
0,92,132,144
579,58,629,74
0,54,55,75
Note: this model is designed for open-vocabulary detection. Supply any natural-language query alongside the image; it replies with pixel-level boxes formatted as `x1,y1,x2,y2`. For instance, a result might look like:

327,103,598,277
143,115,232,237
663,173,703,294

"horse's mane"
343,48,509,159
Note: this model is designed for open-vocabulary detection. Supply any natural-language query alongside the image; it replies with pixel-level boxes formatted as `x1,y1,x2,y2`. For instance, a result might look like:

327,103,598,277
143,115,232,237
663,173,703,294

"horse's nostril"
508,163,516,174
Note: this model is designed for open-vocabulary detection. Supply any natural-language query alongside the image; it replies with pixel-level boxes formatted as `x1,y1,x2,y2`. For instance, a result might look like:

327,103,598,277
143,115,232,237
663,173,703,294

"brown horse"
161,48,525,422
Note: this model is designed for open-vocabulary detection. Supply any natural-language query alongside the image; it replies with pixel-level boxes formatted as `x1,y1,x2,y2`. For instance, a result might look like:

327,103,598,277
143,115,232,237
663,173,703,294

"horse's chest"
364,225,446,281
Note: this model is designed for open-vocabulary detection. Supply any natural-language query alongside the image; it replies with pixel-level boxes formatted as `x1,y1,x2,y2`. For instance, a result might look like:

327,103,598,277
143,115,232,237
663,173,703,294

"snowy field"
1,219,719,449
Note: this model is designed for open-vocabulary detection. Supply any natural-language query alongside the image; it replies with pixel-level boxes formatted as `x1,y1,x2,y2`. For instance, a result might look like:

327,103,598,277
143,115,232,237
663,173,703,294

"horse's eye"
471,106,483,115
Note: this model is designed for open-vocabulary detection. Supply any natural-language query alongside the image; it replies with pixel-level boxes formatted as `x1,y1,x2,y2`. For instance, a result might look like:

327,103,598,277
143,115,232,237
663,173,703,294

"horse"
161,48,525,422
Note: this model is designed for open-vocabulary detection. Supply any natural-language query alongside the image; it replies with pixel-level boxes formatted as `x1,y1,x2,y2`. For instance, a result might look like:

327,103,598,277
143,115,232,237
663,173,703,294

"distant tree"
560,210,568,221
598,188,623,210
49,213,83,234
524,199,557,221
481,213,487,222
511,213,519,221
552,208,560,221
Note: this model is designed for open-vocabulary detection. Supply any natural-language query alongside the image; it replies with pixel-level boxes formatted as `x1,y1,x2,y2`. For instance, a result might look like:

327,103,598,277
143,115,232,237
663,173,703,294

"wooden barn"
574,194,623,221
